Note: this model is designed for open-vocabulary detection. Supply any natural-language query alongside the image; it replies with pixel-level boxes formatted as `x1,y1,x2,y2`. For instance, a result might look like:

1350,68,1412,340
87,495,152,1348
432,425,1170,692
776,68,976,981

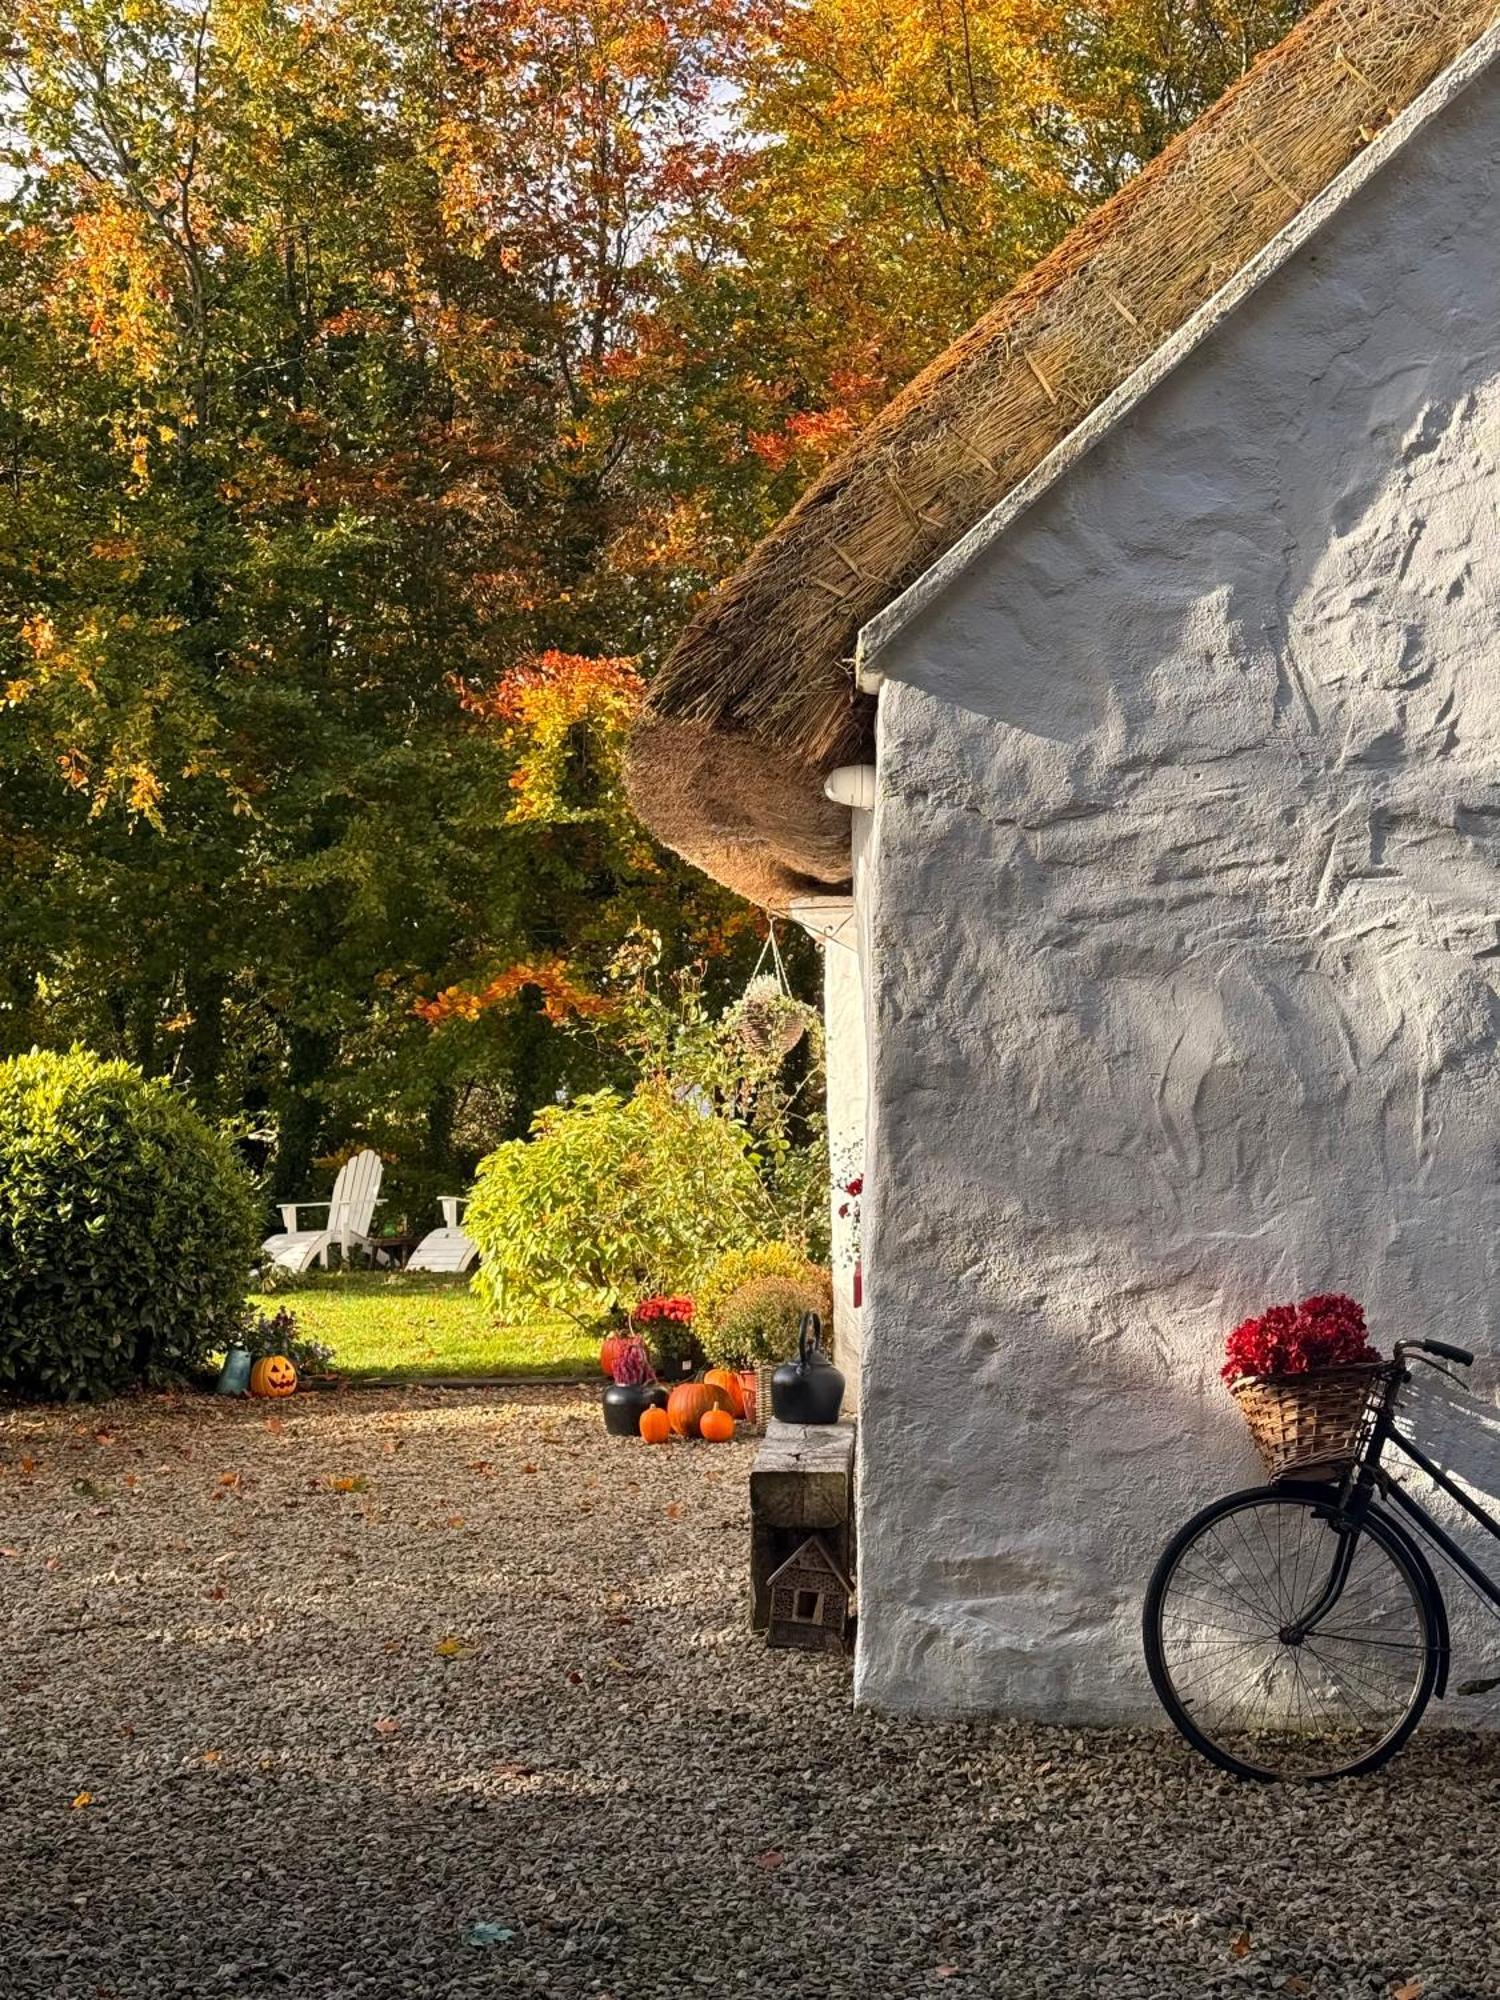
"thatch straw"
627,0,1500,909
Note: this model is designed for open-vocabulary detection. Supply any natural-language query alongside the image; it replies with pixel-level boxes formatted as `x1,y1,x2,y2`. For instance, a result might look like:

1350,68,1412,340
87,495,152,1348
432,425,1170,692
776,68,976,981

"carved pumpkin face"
249,1354,298,1398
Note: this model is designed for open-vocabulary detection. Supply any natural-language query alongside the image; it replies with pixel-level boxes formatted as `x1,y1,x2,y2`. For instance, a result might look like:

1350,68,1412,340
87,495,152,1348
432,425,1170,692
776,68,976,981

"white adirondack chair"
262,1149,384,1273
405,1195,480,1274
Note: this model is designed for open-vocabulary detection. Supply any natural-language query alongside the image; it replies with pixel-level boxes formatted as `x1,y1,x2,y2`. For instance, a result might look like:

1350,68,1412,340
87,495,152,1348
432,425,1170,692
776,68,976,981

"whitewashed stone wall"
856,60,1500,1720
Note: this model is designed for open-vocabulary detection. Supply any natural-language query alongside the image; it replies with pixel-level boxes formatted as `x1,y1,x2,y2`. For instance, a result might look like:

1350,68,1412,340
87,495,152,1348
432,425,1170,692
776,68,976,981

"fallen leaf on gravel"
199,1750,221,1764
1392,1982,1424,2000
605,1657,627,1673
328,1476,368,1494
433,1637,473,1659
263,1418,284,1435
71,1792,93,1809
566,1670,583,1685
665,1504,682,1520
493,1762,533,1781
935,1969,957,1981
1230,1932,1252,1960
521,1463,537,1475
218,1473,239,1488
446,1515,465,1529
1283,1979,1311,1995
756,1850,782,1870
373,1716,401,1736
19,1458,37,1475
0,1548,19,1560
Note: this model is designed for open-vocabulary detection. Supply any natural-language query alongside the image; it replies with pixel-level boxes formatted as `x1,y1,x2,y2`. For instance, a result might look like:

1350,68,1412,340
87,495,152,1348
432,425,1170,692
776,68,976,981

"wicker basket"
737,1365,776,1436
1230,1364,1385,1479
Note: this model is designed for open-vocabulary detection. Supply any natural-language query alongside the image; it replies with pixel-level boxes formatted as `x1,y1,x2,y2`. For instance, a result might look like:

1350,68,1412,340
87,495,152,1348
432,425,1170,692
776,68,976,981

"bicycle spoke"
1147,1491,1434,1781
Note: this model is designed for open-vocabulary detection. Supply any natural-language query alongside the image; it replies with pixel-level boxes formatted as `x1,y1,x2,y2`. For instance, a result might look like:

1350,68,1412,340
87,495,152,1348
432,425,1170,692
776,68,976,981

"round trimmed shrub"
696,1241,827,1356
707,1270,833,1368
0,1048,260,1399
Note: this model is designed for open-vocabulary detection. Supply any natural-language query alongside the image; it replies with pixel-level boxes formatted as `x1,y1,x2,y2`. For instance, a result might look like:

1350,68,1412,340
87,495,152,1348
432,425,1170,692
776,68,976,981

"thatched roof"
626,0,1500,911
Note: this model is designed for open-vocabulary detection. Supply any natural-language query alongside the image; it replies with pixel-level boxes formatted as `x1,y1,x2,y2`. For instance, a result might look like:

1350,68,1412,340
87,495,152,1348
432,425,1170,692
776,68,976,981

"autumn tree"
1,0,1311,1211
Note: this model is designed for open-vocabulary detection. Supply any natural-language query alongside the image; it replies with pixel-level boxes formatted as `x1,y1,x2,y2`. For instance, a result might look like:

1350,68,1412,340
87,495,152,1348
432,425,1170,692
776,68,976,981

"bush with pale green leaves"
707,1270,832,1368
695,1241,829,1355
0,1048,260,1400
466,1085,773,1327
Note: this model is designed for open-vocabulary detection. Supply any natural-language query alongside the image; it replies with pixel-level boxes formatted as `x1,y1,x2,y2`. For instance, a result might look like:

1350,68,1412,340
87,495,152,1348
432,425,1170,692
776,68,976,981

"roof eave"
855,18,1500,692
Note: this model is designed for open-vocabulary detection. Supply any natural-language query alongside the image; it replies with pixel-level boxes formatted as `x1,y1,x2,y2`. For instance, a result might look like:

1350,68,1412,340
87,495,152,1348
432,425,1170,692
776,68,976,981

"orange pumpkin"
666,1380,730,1439
639,1406,671,1445
599,1332,631,1380
703,1367,745,1418
699,1406,736,1443
249,1354,298,1398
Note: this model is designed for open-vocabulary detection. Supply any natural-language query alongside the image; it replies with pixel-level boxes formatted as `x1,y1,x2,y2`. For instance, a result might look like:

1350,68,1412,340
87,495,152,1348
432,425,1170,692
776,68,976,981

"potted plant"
236,1305,339,1389
601,1336,667,1437
633,1293,699,1380
704,1268,833,1429
1223,1291,1383,1478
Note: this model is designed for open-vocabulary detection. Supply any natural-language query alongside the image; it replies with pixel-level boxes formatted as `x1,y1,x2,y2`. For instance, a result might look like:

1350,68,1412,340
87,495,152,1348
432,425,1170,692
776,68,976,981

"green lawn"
246,1271,596,1383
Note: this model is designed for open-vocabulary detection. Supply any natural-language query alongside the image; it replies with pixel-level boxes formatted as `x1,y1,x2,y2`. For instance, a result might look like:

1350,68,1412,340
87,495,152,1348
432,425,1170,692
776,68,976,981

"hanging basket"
1229,1364,1386,1480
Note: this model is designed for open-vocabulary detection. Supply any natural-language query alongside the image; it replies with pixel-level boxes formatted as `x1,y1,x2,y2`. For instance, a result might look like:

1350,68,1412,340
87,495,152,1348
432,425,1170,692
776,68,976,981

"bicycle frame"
1332,1366,1500,1621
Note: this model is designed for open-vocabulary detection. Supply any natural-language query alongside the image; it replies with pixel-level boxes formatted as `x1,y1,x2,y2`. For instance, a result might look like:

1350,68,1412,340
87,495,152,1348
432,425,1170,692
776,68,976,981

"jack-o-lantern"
699,1406,735,1443
249,1354,298,1398
666,1380,731,1439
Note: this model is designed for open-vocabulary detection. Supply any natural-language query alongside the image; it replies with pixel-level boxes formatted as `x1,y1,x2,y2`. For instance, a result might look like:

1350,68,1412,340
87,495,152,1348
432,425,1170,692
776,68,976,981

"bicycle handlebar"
1395,1337,1474,1368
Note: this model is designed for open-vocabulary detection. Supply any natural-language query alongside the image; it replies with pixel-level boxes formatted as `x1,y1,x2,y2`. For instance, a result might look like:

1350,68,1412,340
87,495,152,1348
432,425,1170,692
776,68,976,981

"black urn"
770,1312,845,1425
602,1380,668,1437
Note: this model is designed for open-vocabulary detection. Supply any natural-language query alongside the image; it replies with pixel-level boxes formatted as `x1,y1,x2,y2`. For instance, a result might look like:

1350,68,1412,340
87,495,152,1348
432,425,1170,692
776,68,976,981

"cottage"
626,0,1500,1720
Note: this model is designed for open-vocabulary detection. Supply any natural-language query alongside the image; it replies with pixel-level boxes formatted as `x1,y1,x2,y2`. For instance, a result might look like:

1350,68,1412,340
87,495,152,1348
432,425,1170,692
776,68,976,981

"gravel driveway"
2,1387,1498,2000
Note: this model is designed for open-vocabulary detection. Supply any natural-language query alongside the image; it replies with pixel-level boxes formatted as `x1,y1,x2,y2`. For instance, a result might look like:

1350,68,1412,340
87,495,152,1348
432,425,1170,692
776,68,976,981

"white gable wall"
857,57,1500,1719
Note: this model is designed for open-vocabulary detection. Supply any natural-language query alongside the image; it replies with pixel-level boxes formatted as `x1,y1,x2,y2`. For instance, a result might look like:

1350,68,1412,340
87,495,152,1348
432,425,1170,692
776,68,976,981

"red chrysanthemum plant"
633,1294,694,1328
1221,1292,1382,1383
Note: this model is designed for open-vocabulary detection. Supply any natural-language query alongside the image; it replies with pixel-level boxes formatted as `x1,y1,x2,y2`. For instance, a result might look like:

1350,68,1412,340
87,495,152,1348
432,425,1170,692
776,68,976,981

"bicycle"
1143,1336,1499,1781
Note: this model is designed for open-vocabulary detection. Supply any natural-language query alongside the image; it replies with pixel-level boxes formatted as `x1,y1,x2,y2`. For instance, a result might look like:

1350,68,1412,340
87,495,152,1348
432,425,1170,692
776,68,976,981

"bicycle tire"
1143,1483,1441,1781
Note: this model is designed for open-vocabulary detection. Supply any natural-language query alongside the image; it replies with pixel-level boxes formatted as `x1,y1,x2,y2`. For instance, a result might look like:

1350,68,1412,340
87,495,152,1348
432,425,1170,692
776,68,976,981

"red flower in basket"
1222,1292,1381,1381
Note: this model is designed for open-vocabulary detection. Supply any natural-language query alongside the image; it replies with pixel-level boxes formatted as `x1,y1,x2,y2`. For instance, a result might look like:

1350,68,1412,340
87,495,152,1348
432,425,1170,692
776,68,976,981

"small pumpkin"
703,1367,745,1418
249,1354,298,1398
699,1406,736,1443
639,1405,671,1445
599,1332,632,1380
666,1380,731,1439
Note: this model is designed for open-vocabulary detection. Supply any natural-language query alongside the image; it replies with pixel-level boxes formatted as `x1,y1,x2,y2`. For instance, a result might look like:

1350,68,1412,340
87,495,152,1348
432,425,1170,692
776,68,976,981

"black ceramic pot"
770,1312,845,1425
602,1381,668,1437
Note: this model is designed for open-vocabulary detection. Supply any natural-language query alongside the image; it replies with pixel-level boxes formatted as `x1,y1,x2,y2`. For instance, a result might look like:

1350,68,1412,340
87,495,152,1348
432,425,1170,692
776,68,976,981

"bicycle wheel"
1143,1484,1440,1781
